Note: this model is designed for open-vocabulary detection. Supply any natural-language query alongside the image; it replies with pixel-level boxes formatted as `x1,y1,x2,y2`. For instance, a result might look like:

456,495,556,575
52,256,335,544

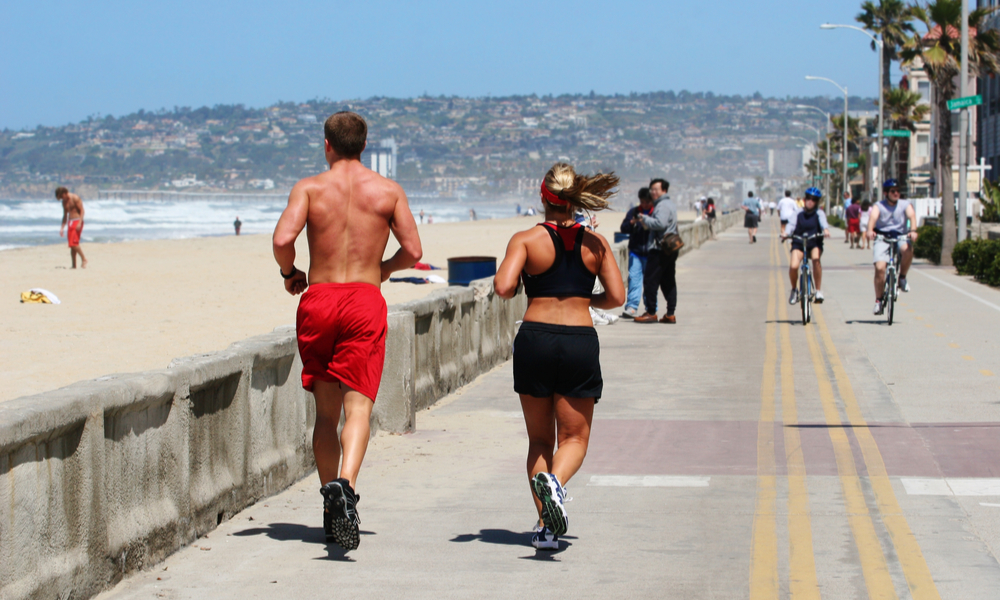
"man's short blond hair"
324,112,367,158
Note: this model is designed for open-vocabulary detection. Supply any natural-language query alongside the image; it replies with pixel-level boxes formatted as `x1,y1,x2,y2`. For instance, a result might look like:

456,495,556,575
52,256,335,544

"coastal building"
362,138,397,179
978,0,1000,184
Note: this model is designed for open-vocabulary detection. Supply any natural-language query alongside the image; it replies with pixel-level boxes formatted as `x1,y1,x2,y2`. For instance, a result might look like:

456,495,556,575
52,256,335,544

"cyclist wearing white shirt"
865,179,918,315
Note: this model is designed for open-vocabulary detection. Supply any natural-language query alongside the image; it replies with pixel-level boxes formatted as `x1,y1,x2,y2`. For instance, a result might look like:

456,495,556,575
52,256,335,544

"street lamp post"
806,76,849,213
795,104,832,211
822,23,885,206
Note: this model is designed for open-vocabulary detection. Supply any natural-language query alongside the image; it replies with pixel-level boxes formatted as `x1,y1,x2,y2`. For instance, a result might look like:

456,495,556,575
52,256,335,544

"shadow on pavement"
765,319,806,325
845,320,890,326
232,522,376,562
451,529,576,558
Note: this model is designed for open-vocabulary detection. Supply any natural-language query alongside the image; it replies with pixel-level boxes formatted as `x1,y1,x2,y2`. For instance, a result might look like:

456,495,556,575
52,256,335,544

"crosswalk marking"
902,478,1000,496
586,475,710,488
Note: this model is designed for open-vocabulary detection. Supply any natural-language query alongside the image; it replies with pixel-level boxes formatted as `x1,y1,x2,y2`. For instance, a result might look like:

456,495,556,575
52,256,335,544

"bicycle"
874,234,903,325
789,233,822,325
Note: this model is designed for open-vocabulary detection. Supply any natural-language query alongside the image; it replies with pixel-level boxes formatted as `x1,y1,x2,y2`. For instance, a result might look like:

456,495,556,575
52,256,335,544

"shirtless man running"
56,187,88,268
272,111,422,551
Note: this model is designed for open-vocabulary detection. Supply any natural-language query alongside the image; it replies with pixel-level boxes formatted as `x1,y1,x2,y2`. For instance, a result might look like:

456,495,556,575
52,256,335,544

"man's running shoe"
873,299,883,315
621,307,638,319
532,472,568,536
898,277,910,292
321,478,361,550
788,288,799,305
531,523,559,550
814,291,824,303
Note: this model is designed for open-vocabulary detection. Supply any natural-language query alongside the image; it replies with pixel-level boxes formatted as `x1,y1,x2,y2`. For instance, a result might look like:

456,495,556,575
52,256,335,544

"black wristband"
280,266,298,280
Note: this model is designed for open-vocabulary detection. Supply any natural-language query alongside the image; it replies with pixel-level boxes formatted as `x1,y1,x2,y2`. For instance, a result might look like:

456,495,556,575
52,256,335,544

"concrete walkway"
97,220,1000,600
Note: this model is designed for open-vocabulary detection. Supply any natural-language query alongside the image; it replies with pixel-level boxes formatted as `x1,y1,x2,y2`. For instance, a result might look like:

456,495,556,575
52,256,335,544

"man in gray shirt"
634,178,679,324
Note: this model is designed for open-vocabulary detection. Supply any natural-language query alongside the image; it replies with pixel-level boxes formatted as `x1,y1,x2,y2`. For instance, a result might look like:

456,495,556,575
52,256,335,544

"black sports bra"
521,223,597,299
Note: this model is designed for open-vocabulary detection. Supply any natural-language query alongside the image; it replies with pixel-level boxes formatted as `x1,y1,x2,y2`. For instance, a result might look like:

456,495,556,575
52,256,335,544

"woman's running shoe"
531,523,559,550
788,288,798,305
814,291,824,303
873,299,883,315
532,472,569,536
321,478,361,550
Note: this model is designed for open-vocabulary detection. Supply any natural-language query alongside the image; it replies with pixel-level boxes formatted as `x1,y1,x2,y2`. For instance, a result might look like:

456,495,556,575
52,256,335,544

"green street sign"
947,95,982,111
848,162,859,168
822,169,836,174
813,177,822,182
883,129,911,137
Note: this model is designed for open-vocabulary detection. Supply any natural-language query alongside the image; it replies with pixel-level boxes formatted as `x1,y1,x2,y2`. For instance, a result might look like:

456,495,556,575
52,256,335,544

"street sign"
848,162,859,168
883,129,911,137
822,169,836,174
813,177,822,182
947,95,982,111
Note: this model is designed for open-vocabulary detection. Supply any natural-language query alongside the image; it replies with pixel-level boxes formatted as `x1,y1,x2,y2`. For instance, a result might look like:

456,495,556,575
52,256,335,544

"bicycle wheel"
799,268,809,325
886,269,896,326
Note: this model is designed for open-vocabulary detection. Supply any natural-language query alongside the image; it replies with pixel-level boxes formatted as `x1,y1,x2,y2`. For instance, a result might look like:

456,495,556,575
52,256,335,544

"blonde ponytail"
542,163,618,212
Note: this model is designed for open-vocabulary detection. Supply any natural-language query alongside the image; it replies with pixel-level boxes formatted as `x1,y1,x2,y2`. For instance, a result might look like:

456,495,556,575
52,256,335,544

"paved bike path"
96,218,1000,600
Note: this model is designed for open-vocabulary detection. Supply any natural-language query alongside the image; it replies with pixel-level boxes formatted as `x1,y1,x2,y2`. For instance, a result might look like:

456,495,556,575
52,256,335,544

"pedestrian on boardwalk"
272,111,423,551
859,200,872,250
777,190,798,241
494,162,625,550
843,191,853,244
703,197,717,240
634,178,679,323
618,187,652,318
741,190,762,244
56,186,88,268
234,216,242,236
846,200,862,248
768,199,777,217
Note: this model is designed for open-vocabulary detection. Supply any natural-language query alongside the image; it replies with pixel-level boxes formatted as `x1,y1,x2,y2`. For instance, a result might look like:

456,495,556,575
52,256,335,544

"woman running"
494,163,625,550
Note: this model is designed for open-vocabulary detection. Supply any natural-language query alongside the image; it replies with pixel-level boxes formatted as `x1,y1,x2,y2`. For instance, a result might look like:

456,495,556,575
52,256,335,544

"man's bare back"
272,125,422,295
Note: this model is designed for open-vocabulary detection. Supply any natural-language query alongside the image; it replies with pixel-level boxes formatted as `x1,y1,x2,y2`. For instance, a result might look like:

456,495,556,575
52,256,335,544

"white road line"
913,269,1000,313
901,477,1000,496
980,503,1000,508
587,475,711,487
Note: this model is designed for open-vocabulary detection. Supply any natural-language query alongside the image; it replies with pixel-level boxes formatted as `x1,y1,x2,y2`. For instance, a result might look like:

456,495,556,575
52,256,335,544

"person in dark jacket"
618,188,652,318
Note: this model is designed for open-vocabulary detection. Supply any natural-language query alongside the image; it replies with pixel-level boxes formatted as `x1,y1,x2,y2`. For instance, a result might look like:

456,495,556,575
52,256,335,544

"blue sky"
2,0,890,130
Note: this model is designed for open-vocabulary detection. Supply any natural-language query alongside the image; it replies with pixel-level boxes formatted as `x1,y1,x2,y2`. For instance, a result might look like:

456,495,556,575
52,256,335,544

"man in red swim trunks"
56,186,88,268
846,199,862,249
272,111,422,550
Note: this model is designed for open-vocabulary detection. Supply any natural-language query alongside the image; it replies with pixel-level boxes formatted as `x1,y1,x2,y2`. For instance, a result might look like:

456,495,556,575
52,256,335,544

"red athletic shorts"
296,282,387,401
67,220,82,247
847,218,861,234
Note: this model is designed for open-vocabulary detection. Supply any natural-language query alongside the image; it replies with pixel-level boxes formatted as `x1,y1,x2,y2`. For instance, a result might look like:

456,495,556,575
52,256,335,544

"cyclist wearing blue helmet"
865,179,918,315
782,187,831,304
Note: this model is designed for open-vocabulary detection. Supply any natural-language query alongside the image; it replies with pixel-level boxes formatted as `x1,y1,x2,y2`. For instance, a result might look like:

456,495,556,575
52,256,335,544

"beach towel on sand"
20,288,61,304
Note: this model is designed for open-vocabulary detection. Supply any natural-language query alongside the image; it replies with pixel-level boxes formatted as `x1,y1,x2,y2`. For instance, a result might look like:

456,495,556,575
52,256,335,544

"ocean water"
0,197,523,251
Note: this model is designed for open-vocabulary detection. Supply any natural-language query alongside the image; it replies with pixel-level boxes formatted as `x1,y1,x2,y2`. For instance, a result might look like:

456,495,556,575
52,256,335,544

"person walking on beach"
56,186,88,268
272,111,422,551
741,191,762,244
234,216,242,236
619,187,653,318
634,178,679,324
494,163,624,550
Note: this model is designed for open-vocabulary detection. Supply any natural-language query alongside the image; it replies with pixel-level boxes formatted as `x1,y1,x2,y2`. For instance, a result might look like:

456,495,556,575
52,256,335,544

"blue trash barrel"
447,256,497,286
614,232,630,243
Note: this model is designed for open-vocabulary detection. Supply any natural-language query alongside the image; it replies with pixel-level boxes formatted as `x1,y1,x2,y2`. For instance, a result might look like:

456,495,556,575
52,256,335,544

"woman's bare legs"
520,393,595,522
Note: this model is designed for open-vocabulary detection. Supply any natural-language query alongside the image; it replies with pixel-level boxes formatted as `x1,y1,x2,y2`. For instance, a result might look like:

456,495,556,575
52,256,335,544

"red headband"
540,181,568,206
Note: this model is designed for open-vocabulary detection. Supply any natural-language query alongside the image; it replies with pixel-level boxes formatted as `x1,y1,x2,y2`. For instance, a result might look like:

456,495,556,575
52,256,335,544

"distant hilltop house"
248,178,275,190
169,176,204,188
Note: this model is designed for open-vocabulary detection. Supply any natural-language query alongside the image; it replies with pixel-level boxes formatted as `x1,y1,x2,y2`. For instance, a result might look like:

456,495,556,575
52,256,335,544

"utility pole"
959,0,970,241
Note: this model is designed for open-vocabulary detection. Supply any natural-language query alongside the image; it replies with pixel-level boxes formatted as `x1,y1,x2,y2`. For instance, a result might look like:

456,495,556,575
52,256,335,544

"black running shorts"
744,213,759,228
513,321,603,401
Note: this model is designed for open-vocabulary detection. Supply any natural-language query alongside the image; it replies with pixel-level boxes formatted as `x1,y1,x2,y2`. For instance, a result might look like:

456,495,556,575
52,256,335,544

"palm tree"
901,0,1000,264
882,87,931,179
857,0,918,91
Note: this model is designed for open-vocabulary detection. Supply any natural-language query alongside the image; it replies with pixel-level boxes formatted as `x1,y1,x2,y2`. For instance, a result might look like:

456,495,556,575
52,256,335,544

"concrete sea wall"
0,211,738,600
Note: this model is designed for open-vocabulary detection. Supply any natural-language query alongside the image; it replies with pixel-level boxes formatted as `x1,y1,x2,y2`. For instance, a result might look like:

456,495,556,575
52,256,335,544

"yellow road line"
982,370,995,377
804,322,899,599
814,308,941,599
775,251,821,599
749,236,779,598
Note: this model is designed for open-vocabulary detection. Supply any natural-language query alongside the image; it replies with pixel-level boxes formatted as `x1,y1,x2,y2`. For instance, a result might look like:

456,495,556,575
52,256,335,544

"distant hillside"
0,91,875,203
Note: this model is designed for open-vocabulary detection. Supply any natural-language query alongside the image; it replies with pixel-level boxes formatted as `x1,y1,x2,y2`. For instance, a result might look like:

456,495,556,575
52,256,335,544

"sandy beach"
1,212,635,403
